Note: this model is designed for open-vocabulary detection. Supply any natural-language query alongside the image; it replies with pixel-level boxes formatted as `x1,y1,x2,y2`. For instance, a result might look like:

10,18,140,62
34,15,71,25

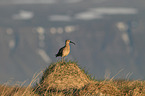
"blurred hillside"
0,0,145,85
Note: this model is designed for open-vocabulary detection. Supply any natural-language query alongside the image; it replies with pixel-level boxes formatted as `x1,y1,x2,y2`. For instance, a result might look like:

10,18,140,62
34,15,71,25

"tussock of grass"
35,60,91,95
1,60,145,96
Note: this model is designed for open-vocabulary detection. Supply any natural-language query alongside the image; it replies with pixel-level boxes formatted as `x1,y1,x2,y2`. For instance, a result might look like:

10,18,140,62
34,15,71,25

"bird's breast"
62,46,70,57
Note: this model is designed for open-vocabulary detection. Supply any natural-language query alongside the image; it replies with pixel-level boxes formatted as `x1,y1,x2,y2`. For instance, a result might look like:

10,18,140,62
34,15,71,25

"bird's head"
65,40,75,45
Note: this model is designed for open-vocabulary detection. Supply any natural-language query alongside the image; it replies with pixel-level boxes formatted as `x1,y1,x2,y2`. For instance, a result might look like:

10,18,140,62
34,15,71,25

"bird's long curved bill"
70,41,75,45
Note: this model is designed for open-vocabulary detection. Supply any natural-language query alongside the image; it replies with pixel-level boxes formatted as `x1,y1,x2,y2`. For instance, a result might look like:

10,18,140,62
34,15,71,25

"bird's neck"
65,43,70,47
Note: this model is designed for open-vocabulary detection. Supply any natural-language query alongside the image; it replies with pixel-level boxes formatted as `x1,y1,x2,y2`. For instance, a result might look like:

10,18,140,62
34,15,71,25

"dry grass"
78,80,145,96
0,84,37,96
1,60,145,96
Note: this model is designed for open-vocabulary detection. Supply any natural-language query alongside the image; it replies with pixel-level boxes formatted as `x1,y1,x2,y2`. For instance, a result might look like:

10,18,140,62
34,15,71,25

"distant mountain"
0,0,145,85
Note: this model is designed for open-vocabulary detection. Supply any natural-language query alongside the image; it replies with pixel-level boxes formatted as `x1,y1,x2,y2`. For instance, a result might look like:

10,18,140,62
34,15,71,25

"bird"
56,40,75,62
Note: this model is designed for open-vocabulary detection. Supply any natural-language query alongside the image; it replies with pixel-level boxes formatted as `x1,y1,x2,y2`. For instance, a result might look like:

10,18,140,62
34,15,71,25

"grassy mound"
35,60,91,95
2,60,145,96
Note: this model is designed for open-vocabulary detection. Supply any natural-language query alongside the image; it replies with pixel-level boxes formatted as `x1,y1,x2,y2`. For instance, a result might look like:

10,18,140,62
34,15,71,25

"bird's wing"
56,46,64,57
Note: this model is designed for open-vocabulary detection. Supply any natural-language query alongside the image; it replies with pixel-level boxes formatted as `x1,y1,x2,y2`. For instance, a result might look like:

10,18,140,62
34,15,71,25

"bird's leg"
61,57,63,63
62,57,65,63
64,57,65,62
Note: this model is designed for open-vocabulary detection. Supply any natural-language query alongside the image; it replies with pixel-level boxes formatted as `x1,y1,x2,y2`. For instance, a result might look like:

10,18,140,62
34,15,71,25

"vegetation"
1,60,145,96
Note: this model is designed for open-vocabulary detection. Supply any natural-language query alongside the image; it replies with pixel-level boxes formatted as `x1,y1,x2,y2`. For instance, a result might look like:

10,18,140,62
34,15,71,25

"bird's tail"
55,54,58,57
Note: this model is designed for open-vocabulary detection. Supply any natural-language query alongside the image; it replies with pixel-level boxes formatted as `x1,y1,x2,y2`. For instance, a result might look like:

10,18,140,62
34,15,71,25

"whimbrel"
56,40,75,62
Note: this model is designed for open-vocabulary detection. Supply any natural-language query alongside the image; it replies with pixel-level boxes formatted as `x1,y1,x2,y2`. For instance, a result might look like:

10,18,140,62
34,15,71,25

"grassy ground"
0,60,145,96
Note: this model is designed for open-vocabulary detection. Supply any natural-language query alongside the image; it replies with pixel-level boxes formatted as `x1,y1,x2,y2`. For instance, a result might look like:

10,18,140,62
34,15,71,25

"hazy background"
0,0,145,85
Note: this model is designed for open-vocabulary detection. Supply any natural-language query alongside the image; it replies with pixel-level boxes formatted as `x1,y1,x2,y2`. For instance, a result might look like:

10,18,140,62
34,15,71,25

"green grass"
1,60,145,96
